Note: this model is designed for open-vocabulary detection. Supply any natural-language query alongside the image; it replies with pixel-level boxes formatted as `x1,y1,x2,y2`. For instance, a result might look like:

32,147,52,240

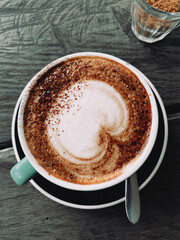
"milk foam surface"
24,56,152,184
47,80,128,165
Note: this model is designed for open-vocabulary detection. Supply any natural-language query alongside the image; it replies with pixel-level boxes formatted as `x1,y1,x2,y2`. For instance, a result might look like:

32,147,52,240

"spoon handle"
125,172,141,224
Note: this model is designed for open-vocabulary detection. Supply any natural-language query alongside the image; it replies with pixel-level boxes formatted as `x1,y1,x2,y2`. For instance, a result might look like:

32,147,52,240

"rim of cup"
18,52,159,191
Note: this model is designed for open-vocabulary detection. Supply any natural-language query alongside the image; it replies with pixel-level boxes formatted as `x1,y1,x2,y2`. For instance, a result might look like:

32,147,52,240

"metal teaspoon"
125,172,141,224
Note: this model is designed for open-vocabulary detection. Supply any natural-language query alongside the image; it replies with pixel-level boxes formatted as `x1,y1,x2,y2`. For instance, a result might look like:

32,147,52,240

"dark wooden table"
1,1,180,239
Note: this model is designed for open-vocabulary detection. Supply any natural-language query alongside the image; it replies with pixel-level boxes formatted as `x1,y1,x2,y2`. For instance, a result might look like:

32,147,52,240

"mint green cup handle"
10,157,37,185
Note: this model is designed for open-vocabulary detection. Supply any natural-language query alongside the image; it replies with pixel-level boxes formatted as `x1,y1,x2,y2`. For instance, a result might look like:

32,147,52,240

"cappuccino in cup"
22,55,152,185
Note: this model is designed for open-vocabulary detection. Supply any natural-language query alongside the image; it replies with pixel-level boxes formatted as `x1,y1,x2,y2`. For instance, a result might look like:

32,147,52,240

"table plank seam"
0,141,12,150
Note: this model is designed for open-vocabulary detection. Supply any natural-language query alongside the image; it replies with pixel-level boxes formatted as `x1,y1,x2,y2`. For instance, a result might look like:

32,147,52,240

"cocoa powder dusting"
24,56,152,185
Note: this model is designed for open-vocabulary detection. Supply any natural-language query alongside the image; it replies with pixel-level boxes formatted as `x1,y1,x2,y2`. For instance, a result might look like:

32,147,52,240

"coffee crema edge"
23,56,152,185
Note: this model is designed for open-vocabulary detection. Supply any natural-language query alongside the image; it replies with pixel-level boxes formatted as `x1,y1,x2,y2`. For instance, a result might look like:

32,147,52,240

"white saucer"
11,72,168,209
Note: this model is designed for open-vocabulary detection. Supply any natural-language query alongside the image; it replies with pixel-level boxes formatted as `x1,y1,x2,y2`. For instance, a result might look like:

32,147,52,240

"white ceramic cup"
10,52,159,191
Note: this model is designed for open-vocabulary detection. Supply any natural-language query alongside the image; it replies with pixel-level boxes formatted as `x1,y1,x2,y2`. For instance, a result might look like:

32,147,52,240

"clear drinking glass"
131,0,180,43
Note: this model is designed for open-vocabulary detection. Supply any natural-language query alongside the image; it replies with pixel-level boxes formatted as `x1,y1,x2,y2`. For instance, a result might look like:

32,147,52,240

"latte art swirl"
24,56,152,184
47,81,128,165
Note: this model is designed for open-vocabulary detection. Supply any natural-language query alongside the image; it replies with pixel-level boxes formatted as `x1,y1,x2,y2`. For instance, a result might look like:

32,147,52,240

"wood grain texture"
0,0,180,142
1,117,180,240
0,1,180,239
